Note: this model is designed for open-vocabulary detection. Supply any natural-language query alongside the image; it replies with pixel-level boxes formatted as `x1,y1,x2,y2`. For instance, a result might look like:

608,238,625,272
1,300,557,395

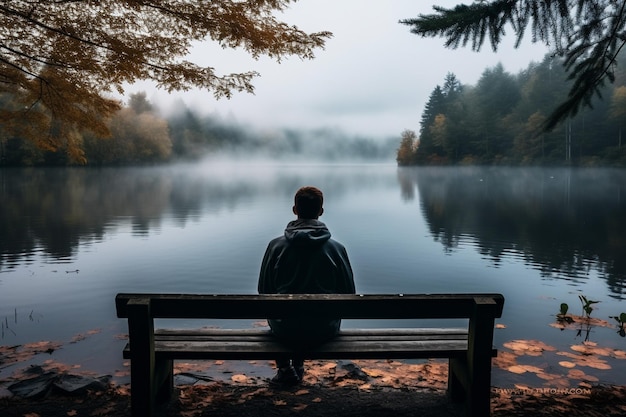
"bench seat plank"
146,341,473,360
123,328,497,360
152,328,469,341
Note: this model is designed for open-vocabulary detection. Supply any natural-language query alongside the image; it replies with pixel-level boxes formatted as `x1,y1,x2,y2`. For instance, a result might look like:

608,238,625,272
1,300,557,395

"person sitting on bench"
258,186,356,387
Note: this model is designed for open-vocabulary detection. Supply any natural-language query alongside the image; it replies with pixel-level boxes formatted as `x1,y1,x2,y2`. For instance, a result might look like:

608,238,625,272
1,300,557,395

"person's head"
293,186,324,219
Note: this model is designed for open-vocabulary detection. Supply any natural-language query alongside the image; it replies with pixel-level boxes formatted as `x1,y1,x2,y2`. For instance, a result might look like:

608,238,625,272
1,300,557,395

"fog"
163,101,399,163
128,0,550,140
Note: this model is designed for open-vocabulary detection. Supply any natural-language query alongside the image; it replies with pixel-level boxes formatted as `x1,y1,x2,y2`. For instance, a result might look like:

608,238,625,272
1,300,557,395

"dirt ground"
2,359,626,417
2,380,626,417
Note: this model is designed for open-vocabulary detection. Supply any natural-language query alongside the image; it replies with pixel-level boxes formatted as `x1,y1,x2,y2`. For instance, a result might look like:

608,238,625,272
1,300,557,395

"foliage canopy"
0,0,331,162
398,51,626,167
400,0,626,130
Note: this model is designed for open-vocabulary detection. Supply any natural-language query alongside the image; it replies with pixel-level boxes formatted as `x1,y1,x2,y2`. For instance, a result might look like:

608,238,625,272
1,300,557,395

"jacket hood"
284,219,331,246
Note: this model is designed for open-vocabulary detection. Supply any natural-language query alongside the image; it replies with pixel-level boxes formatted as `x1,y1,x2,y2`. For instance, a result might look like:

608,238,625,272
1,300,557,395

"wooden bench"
115,293,505,417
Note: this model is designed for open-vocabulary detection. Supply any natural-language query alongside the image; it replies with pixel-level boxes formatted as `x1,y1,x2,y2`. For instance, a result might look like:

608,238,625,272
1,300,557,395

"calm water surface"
1,162,625,387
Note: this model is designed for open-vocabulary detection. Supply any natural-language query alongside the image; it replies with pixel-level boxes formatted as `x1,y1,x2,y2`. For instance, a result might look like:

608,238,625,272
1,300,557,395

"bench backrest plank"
116,293,504,320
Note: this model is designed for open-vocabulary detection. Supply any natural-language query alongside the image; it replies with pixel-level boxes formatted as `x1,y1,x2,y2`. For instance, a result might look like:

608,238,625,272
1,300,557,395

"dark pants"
269,318,340,369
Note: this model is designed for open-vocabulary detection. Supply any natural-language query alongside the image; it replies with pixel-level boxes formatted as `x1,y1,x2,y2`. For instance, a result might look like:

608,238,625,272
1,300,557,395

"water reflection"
0,163,393,271
398,166,626,299
0,166,234,269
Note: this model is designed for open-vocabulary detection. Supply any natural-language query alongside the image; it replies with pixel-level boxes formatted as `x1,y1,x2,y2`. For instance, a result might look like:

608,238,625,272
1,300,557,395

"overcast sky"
132,0,550,139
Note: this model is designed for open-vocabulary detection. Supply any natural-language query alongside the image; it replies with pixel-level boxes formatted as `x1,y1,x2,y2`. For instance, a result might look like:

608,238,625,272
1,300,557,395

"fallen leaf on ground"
231,374,248,383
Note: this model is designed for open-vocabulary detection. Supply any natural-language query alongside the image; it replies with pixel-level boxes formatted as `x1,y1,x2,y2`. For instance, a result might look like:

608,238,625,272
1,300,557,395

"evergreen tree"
471,64,521,160
401,1,626,130
418,85,446,161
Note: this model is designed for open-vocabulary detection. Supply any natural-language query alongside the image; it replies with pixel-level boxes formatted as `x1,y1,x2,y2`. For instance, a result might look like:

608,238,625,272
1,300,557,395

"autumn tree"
396,129,418,166
0,0,331,162
401,0,626,130
83,93,171,164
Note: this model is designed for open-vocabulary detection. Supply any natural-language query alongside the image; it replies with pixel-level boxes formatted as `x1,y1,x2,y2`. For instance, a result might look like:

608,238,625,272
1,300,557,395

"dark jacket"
258,219,355,342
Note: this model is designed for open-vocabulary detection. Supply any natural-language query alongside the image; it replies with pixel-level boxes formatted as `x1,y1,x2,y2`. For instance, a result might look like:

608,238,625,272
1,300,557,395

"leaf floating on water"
567,369,599,382
612,350,626,359
571,343,614,357
492,351,518,369
583,360,612,370
522,365,544,374
558,361,576,368
507,365,528,374
503,340,556,356
535,372,563,381
557,351,612,370
273,399,287,406
23,341,63,355
292,403,308,411
70,328,101,343
551,315,613,330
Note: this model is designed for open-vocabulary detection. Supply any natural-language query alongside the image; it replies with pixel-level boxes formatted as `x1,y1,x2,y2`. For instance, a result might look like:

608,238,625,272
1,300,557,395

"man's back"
258,219,354,295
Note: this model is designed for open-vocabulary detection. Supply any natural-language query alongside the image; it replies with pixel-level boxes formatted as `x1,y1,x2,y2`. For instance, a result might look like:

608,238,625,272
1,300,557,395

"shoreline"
2,358,626,417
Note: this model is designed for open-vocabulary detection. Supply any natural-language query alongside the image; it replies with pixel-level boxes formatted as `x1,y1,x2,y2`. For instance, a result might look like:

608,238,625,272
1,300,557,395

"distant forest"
397,52,626,167
0,93,396,166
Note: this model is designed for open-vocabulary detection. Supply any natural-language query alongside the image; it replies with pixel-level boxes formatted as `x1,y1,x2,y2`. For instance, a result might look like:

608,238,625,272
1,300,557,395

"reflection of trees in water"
398,166,626,299
0,164,395,271
0,167,246,270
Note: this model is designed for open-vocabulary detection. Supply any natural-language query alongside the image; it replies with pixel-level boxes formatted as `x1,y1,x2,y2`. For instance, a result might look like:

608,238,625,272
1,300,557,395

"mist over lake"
1,161,625,387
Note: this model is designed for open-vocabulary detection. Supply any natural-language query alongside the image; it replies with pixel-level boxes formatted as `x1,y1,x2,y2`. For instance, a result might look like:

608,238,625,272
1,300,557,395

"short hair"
294,186,323,219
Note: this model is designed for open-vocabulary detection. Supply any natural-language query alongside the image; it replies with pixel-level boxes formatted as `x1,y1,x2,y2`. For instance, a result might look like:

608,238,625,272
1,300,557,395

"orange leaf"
231,374,248,383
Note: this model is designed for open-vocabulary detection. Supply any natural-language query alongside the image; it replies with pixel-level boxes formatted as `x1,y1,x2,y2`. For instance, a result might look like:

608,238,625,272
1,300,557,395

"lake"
1,161,625,388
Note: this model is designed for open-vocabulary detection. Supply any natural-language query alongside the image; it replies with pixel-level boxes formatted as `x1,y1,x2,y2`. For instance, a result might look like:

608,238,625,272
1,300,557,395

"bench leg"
130,354,155,417
155,359,174,403
127,298,156,417
448,356,492,417
448,358,466,403
466,357,492,417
